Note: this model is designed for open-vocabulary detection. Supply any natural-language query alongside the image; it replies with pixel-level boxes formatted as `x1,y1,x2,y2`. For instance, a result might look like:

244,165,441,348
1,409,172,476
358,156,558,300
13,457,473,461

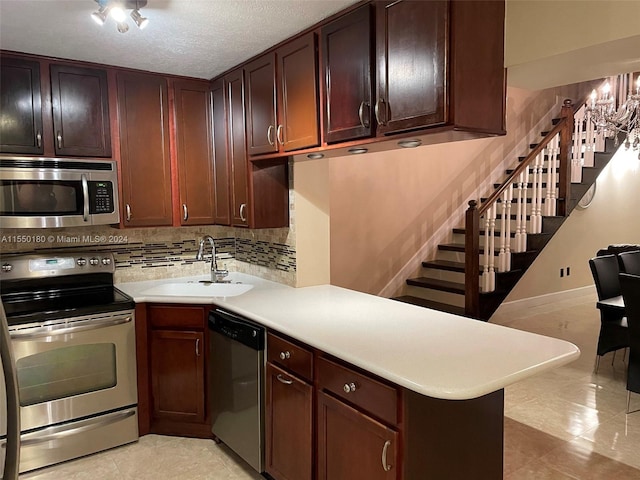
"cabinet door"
266,363,313,480
322,5,373,143
150,329,205,424
317,391,399,480
244,53,278,155
0,57,44,154
210,78,231,225
225,69,249,227
173,79,215,226
50,64,111,157
117,72,173,227
375,0,448,134
277,33,320,152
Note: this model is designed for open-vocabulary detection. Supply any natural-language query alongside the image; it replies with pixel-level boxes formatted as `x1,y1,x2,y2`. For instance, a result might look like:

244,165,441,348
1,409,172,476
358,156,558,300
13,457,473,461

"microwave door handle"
81,174,90,222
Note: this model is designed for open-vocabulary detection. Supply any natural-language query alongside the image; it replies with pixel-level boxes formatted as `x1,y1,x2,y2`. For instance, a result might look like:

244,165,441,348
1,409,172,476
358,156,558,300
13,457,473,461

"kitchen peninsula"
118,273,579,480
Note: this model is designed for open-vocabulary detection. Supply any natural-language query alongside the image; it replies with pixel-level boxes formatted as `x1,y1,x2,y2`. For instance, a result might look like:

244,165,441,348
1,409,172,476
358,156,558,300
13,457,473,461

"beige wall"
506,147,640,301
327,83,593,296
505,0,640,89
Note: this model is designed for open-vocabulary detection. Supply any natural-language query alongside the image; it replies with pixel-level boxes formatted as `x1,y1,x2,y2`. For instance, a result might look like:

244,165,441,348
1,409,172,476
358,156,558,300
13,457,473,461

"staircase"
394,91,625,321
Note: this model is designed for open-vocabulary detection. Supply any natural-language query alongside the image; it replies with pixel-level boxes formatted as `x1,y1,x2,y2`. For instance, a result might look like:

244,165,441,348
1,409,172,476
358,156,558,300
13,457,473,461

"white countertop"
117,273,580,401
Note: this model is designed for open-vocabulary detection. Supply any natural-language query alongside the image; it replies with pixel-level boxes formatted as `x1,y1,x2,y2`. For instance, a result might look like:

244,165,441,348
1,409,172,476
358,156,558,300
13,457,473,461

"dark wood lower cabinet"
317,391,399,480
265,363,313,480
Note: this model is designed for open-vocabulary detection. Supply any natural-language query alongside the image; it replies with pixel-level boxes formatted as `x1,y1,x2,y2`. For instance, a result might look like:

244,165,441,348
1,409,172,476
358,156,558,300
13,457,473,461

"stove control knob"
76,258,87,267
89,257,99,266
1,263,13,273
102,257,112,266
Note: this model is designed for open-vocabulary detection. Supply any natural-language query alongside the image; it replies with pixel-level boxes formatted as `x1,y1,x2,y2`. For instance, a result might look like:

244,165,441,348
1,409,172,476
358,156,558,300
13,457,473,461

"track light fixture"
91,0,149,33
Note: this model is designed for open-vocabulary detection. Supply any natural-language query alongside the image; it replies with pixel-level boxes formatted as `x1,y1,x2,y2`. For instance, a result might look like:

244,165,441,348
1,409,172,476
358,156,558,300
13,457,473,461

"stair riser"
404,285,465,308
419,268,465,284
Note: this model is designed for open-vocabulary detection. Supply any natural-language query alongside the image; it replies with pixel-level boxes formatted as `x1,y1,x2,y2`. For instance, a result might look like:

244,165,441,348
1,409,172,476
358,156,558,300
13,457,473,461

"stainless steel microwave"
0,157,120,228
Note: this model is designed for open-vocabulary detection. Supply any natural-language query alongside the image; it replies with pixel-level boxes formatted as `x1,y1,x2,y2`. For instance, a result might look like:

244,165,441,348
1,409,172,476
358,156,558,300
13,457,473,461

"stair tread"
392,296,466,316
422,259,465,272
406,277,465,294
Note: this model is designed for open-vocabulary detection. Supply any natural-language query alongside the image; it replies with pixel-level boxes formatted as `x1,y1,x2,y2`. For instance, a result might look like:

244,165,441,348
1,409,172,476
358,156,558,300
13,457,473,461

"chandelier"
586,74,640,159
91,0,149,33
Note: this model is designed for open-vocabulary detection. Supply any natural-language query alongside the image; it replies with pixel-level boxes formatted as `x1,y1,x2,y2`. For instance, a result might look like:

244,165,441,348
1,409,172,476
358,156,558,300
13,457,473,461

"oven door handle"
81,173,90,222
7,408,137,448
10,314,133,339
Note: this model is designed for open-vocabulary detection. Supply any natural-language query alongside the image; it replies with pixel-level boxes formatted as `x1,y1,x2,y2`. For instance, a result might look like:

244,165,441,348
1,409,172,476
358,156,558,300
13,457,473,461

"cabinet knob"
343,382,357,393
125,204,132,222
279,351,291,360
56,131,63,149
36,131,42,148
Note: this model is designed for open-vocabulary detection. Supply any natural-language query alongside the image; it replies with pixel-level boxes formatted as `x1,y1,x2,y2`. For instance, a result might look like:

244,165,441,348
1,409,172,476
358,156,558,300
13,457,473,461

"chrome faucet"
196,235,229,283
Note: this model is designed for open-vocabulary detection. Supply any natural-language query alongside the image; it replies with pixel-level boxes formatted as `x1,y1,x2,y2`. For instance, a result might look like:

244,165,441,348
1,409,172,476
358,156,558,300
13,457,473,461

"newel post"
465,200,480,318
558,99,574,216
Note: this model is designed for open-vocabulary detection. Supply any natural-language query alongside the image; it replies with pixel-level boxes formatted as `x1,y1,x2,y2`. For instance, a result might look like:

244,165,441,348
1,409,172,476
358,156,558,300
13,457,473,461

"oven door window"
0,180,83,215
16,343,117,406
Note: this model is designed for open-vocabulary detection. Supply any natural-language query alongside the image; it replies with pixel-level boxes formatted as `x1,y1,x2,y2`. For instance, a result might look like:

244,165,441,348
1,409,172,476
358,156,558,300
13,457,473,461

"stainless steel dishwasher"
208,308,265,473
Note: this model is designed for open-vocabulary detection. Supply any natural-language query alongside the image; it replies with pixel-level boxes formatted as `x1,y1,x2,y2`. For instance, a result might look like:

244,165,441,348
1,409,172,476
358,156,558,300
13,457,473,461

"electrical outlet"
567,267,571,276
560,268,564,278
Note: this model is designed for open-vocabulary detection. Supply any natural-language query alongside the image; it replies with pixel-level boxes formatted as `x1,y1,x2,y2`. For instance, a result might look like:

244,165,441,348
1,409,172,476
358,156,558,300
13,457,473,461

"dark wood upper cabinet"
0,57,44,154
244,32,319,155
225,68,250,227
173,79,215,226
375,0,448,135
117,71,173,227
276,33,320,151
322,5,374,143
210,78,231,225
50,64,112,157
244,54,278,156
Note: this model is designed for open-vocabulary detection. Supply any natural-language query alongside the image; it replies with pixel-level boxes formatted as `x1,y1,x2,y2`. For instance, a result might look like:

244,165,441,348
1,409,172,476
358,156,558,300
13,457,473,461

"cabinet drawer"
267,332,313,381
317,356,398,426
148,305,206,329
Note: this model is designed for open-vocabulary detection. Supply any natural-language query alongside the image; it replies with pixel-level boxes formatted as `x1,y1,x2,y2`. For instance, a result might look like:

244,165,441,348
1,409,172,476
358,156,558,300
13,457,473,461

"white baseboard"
497,285,596,314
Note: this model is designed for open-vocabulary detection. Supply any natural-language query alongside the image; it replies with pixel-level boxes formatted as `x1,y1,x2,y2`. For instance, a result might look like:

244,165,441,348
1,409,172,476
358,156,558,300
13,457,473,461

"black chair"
618,250,640,276
619,273,640,414
589,255,629,371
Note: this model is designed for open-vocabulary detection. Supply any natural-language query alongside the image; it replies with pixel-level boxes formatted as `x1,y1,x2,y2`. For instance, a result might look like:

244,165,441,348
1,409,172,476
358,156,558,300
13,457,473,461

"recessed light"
307,153,324,159
398,139,422,148
348,147,368,155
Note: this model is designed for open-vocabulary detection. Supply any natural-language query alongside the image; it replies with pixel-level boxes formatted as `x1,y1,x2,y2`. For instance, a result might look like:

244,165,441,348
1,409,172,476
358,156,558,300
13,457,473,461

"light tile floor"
20,292,640,479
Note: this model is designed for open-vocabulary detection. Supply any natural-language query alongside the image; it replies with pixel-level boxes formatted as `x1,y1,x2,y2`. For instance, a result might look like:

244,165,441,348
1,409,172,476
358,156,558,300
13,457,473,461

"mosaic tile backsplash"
0,224,296,286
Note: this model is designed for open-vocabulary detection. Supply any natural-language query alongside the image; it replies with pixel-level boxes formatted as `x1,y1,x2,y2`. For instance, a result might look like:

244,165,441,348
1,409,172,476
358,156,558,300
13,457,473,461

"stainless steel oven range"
0,251,138,474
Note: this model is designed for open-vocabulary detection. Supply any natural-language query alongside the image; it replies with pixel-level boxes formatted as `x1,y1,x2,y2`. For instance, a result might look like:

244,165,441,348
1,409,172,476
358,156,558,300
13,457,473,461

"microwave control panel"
88,181,114,214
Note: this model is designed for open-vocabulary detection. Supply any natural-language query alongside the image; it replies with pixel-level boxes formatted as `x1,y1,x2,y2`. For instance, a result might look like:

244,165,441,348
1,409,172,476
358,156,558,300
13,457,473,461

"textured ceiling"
0,0,359,79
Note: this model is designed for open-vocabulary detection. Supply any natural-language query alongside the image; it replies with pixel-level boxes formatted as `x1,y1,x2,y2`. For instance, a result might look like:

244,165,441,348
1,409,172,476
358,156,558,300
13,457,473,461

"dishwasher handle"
208,308,265,351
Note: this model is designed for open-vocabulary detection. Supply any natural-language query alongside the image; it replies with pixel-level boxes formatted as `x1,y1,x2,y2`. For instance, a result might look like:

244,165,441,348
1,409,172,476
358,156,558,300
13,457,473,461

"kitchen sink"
139,281,254,298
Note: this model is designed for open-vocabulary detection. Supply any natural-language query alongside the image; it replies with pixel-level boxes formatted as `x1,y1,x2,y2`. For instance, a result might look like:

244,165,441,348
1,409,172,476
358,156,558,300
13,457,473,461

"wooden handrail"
477,100,573,217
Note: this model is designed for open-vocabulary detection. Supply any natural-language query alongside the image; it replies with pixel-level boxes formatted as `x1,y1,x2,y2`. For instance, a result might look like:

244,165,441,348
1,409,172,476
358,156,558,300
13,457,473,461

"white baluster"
514,171,524,253
489,204,496,292
531,153,542,234
498,190,507,273
546,134,559,216
505,184,513,272
482,209,491,292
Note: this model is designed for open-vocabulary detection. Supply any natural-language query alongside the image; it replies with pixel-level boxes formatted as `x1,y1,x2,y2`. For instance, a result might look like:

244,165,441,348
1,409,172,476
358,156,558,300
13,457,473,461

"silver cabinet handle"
267,125,275,146
343,382,357,393
276,124,284,146
81,174,89,222
125,204,132,222
381,440,392,472
182,203,188,221
276,374,293,385
374,99,387,126
36,131,42,147
358,101,370,128
279,351,291,360
239,203,247,222
195,338,200,357
56,131,63,149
